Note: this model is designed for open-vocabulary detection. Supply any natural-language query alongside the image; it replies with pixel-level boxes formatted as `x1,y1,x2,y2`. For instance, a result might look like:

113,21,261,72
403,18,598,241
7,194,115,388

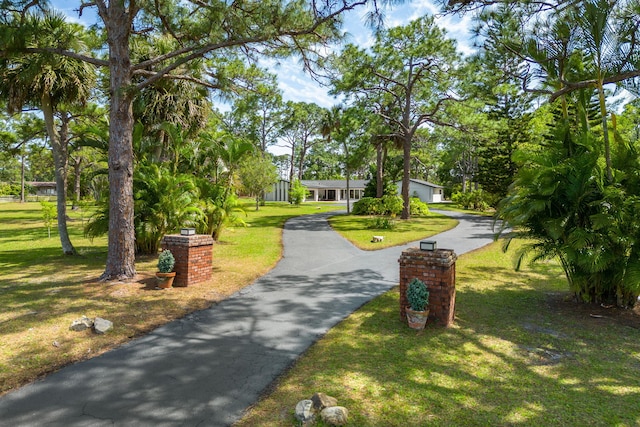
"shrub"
289,180,308,205
381,195,403,217
157,249,175,273
452,189,490,211
352,197,382,215
410,198,430,216
406,278,429,311
367,216,396,230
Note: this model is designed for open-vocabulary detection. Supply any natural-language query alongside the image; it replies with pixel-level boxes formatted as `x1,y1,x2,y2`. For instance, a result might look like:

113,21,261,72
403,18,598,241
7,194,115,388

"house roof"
396,178,443,188
301,179,368,190
28,182,56,188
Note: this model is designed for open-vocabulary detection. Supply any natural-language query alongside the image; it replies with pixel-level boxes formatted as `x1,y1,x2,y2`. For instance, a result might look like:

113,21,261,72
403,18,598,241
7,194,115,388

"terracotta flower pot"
155,271,176,289
406,307,429,330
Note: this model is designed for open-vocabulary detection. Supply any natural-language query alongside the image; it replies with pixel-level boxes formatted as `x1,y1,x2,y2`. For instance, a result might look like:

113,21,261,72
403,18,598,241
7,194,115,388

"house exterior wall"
264,180,289,202
396,179,443,203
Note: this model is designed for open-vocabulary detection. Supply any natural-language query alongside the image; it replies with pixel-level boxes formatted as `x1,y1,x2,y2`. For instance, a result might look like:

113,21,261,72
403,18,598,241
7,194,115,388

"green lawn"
237,240,640,426
0,200,342,394
328,212,458,250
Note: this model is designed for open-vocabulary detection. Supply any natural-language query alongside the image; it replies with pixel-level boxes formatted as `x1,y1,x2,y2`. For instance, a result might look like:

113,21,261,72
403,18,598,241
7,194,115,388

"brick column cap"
398,247,457,266
161,234,214,247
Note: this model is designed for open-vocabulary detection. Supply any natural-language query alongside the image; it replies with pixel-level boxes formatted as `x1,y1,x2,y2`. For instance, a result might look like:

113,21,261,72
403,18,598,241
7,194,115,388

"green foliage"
352,197,382,215
40,200,55,238
381,195,403,217
289,180,308,205
352,196,403,216
133,164,202,254
363,174,398,198
452,190,491,211
497,106,640,307
196,180,247,241
0,182,29,196
157,249,175,273
238,154,279,211
410,197,430,216
406,278,429,311
366,216,396,230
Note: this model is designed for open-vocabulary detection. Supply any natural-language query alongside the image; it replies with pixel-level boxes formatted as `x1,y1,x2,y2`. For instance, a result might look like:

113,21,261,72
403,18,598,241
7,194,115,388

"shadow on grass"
316,272,640,426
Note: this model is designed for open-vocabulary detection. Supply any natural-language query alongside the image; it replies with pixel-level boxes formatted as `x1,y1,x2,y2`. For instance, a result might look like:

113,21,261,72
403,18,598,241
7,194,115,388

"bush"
406,278,429,311
367,216,396,230
157,249,175,273
289,180,308,205
352,197,383,215
381,195,403,217
410,198,430,216
452,189,491,211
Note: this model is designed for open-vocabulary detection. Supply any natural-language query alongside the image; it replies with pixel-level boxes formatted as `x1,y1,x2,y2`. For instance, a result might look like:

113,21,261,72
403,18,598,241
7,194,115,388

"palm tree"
0,12,96,255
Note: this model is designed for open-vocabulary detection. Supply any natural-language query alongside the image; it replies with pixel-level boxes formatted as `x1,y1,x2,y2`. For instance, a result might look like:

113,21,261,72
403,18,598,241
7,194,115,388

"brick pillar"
398,248,457,327
160,234,214,287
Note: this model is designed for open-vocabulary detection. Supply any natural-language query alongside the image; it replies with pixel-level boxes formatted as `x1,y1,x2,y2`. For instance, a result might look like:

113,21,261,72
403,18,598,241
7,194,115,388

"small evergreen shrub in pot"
405,278,430,330
156,249,176,288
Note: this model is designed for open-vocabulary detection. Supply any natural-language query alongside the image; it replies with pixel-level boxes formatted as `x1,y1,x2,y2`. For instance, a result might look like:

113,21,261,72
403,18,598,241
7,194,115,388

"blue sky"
49,1,476,109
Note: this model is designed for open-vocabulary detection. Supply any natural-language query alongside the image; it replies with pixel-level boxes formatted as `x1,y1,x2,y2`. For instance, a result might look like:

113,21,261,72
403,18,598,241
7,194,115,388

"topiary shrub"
157,249,175,273
381,195,403,217
406,278,429,311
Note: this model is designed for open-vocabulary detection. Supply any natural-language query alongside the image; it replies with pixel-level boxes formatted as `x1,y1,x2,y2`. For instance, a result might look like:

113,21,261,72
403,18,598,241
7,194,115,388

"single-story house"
29,182,57,197
264,179,367,202
396,178,444,203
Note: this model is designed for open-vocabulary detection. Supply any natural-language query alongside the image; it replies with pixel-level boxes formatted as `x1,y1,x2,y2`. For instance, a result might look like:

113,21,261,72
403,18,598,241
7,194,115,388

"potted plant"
405,278,430,330
156,249,176,289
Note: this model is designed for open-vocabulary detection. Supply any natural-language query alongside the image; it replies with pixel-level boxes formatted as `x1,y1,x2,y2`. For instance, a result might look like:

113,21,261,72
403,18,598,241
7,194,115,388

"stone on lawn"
93,317,113,334
295,399,316,423
69,316,94,331
311,392,338,411
320,406,349,426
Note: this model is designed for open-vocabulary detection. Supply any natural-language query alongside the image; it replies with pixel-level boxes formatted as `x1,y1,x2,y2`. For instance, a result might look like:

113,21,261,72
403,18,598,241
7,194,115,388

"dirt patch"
545,292,640,330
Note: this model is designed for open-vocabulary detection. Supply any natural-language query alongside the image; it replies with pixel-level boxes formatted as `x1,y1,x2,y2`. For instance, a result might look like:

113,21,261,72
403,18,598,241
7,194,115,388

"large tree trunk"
101,8,136,280
401,138,411,220
42,95,76,255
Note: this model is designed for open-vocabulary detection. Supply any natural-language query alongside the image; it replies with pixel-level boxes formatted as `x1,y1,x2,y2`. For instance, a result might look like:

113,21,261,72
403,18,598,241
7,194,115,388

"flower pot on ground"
156,249,176,289
406,278,429,330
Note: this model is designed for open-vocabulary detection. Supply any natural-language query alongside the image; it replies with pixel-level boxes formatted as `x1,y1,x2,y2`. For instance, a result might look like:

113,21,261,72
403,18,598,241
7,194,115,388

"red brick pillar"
160,234,214,287
398,248,457,327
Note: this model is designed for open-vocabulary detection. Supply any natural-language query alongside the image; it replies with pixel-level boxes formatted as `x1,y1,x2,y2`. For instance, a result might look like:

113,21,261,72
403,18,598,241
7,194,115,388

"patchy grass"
0,200,340,395
236,240,640,427
328,212,458,250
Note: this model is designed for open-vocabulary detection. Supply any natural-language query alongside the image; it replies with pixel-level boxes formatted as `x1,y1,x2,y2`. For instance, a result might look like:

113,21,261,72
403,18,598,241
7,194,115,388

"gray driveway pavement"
0,210,496,426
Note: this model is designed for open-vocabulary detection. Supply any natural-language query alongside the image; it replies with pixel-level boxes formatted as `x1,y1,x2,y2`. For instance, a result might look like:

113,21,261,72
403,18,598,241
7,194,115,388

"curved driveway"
0,210,496,426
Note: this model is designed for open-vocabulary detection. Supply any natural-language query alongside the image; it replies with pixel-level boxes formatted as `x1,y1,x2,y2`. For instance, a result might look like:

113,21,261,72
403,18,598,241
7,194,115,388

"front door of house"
327,190,336,200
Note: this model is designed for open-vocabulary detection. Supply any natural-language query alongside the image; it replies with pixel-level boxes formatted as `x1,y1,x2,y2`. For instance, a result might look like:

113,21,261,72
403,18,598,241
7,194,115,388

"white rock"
295,399,315,423
69,316,94,331
321,406,349,426
93,317,113,334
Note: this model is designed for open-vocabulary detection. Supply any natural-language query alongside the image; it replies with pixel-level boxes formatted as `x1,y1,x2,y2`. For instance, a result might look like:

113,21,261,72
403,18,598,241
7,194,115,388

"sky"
49,0,477,109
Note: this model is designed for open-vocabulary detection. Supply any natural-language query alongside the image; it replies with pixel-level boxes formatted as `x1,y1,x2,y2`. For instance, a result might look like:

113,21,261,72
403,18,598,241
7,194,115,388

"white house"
396,178,444,203
264,179,367,202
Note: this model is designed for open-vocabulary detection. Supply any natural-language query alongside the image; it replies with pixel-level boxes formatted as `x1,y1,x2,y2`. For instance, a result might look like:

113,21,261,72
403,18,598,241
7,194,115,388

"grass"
0,200,341,395
236,240,640,426
328,212,458,250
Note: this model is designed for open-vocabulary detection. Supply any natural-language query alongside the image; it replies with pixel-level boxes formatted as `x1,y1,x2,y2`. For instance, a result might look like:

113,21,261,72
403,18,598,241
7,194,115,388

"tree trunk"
42,95,76,255
72,156,82,210
20,152,25,203
376,142,384,198
401,138,411,220
102,9,136,280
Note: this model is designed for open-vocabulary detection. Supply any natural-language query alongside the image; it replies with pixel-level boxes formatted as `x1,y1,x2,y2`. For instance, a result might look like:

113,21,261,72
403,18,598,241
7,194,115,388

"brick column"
398,248,457,327
160,234,214,287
